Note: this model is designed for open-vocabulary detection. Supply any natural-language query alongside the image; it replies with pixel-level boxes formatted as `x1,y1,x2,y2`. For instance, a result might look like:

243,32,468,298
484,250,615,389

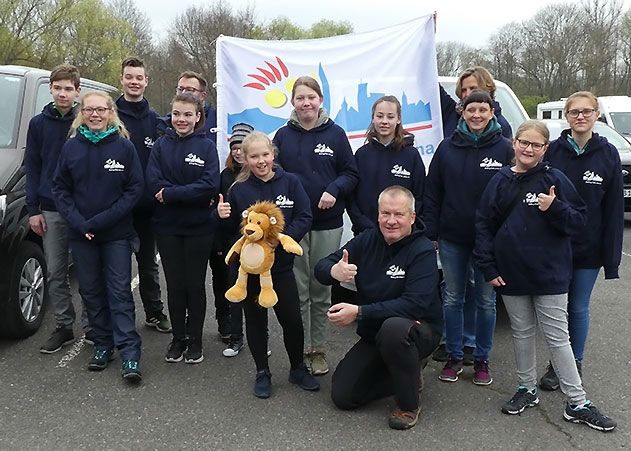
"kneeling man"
315,186,442,430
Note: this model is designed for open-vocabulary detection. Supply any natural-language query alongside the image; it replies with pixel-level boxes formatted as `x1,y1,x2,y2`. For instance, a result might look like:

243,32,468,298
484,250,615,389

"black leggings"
157,234,213,342
331,318,440,411
208,249,231,319
241,272,304,372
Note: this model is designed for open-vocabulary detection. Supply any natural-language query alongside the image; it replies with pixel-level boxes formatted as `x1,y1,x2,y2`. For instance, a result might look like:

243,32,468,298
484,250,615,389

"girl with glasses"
541,91,624,392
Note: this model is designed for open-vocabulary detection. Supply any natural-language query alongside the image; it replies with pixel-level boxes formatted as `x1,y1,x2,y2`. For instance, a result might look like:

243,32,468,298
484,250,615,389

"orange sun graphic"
243,57,296,109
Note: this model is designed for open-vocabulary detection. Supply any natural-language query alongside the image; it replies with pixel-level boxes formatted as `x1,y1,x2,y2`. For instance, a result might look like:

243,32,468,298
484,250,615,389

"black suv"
0,65,118,338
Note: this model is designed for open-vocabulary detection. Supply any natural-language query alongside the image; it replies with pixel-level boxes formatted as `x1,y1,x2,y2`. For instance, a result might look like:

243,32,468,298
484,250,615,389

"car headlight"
0,194,6,226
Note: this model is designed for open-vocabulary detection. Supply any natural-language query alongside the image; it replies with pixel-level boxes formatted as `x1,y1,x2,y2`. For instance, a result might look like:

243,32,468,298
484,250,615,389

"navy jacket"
474,163,587,295
25,103,76,215
213,165,241,253
115,96,160,213
439,85,513,139
223,167,312,274
545,130,623,278
273,115,358,230
348,135,425,234
159,104,217,144
315,227,443,341
145,128,220,236
52,133,143,242
423,122,513,245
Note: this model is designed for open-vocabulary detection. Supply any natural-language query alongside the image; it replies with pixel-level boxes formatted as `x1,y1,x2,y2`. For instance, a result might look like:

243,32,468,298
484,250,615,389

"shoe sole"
389,409,421,430
185,355,204,364
254,390,270,399
539,381,560,391
223,345,244,357
122,372,142,383
88,363,109,371
145,322,172,333
311,368,329,376
40,338,75,354
438,368,463,382
288,378,320,391
502,398,539,415
563,412,616,432
473,377,493,386
165,355,184,363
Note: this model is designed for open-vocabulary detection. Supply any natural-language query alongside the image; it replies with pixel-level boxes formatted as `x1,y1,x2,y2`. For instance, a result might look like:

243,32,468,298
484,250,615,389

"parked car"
541,119,631,212
0,65,118,338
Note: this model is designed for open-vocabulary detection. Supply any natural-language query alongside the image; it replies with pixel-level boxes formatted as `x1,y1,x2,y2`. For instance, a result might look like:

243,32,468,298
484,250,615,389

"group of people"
25,59,621,432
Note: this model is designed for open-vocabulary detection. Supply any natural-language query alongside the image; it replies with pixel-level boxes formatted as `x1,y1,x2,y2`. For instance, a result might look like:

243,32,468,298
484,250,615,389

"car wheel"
1,241,47,338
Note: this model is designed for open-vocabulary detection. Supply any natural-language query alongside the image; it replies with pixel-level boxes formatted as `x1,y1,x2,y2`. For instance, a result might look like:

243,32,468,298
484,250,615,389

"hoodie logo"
275,195,294,208
386,265,406,279
144,137,154,149
479,158,503,170
185,153,205,167
583,170,603,185
524,192,539,207
104,159,124,172
391,165,411,179
314,143,334,157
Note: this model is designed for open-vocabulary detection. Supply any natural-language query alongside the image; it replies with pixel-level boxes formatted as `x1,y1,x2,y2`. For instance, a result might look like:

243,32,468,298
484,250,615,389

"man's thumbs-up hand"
331,249,358,283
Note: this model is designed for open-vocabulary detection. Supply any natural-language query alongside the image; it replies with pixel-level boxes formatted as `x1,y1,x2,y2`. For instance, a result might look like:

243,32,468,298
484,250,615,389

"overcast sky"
133,0,627,47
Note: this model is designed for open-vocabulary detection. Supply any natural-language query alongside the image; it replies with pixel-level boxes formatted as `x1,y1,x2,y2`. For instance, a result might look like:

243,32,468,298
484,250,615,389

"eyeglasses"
566,108,597,119
516,139,546,151
176,86,203,94
81,107,111,116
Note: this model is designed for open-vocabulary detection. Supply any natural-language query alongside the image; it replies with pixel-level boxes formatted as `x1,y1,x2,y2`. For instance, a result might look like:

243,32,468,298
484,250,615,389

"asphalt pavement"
1,218,630,450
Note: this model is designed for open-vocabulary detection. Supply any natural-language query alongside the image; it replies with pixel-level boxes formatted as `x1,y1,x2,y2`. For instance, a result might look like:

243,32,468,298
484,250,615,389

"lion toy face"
240,201,285,242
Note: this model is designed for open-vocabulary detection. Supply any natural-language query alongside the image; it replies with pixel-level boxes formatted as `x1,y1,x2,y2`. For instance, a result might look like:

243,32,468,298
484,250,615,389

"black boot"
539,361,559,391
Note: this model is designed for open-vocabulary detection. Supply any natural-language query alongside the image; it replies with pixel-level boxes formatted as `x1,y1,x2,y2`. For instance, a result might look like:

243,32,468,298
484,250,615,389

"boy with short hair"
116,56,170,332
26,63,89,353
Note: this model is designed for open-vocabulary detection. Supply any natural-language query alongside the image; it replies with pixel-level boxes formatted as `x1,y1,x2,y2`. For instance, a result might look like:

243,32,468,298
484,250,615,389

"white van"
537,96,631,138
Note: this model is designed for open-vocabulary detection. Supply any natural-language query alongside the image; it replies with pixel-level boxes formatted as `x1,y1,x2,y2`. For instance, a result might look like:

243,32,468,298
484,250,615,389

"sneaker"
388,407,421,430
165,339,187,363
145,312,171,333
303,352,313,373
222,337,244,357
463,345,475,366
40,327,74,354
473,360,493,385
87,347,115,371
82,331,95,346
502,387,539,415
539,361,559,391
432,343,448,362
288,366,320,391
217,314,231,343
439,358,463,382
310,351,329,375
121,360,142,382
184,340,204,364
563,401,617,432
254,369,272,398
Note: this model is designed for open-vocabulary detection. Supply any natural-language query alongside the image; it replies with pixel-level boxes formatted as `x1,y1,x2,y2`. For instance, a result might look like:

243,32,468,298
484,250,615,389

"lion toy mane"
224,201,303,308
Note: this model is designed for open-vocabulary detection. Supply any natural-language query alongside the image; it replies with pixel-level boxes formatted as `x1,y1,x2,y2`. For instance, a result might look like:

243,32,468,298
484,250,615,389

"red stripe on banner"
347,123,432,140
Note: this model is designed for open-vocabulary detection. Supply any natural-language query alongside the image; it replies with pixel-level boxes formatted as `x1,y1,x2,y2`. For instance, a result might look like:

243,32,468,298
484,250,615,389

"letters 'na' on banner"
215,15,442,169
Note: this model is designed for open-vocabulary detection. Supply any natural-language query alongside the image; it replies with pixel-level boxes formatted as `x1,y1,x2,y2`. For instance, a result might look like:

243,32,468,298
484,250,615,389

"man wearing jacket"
116,57,170,333
314,186,442,430
25,63,90,353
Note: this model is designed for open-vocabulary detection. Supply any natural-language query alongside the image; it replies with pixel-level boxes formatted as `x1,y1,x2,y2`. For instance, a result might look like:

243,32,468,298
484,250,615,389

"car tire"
1,241,47,338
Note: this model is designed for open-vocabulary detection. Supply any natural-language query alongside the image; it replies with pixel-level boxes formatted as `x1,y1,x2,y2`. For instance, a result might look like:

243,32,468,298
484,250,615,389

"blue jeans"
567,268,599,362
439,239,496,361
70,238,141,361
439,267,477,348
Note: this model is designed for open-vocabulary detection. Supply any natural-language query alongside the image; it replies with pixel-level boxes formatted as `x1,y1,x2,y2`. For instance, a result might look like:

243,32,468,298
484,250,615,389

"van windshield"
0,74,23,148
609,112,631,136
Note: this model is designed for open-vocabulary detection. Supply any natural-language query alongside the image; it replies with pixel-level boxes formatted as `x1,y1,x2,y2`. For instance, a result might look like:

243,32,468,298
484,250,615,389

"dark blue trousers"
70,238,141,361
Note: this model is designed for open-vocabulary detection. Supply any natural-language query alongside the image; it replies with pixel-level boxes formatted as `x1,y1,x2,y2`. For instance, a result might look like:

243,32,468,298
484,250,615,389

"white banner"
215,15,442,169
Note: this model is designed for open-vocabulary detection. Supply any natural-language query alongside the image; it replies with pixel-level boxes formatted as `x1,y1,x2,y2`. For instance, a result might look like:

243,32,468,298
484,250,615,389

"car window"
0,74,23,148
609,112,631,136
35,80,53,115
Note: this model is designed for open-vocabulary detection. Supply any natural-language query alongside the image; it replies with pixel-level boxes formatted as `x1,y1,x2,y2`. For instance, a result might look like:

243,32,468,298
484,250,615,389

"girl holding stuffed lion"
217,131,320,399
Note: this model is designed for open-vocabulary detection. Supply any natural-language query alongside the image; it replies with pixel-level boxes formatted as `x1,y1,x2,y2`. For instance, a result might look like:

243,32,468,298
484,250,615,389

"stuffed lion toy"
225,201,303,308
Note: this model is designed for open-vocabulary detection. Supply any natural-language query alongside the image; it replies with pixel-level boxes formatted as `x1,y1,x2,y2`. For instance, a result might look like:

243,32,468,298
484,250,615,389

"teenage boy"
26,64,90,353
116,57,171,333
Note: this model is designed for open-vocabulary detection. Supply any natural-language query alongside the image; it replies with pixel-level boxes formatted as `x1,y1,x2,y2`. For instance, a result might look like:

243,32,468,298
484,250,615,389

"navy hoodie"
273,113,358,230
115,96,160,213
159,104,217,144
348,135,425,234
439,85,513,139
474,163,587,296
25,103,76,215
314,226,443,341
52,132,143,242
423,120,513,245
145,128,220,236
545,130,623,278
223,167,312,274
